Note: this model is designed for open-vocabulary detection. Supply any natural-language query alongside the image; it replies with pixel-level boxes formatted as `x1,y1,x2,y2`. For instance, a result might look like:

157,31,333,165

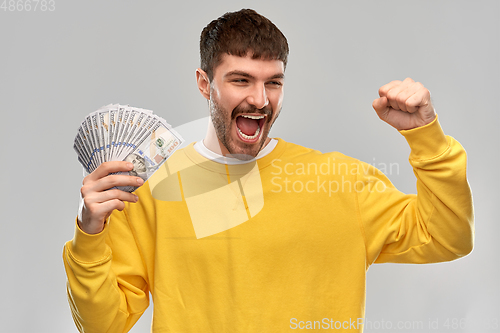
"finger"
386,78,414,111
393,78,415,111
86,188,139,205
401,77,415,85
83,174,144,194
83,199,127,223
372,96,388,113
372,96,391,121
394,83,420,112
406,85,430,113
386,86,404,111
378,80,402,98
84,161,134,183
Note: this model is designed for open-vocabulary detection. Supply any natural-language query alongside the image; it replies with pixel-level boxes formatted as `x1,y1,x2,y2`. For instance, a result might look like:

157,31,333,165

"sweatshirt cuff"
399,115,449,161
68,217,111,263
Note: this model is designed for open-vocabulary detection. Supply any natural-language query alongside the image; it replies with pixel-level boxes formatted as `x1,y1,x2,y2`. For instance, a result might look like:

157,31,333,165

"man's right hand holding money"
78,161,144,234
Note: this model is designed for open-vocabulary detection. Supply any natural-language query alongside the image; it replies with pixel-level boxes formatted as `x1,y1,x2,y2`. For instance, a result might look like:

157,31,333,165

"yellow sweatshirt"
63,117,474,332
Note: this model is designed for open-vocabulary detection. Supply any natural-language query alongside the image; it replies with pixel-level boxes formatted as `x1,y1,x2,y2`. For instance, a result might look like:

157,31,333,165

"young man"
64,9,474,332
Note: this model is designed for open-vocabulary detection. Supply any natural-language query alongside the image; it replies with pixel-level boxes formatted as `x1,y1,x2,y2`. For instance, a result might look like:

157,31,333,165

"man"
63,9,474,332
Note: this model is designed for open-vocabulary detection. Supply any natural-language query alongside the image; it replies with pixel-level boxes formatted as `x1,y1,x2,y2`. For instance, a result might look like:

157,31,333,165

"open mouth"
235,114,267,142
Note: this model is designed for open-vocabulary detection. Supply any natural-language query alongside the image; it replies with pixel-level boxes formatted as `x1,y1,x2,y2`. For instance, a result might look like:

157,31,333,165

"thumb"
372,96,389,117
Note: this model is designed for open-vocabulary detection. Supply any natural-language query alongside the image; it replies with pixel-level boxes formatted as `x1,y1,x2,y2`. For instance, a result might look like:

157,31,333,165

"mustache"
231,105,273,120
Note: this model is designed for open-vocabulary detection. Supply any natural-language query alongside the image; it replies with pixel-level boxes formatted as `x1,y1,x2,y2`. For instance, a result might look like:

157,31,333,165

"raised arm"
357,78,474,264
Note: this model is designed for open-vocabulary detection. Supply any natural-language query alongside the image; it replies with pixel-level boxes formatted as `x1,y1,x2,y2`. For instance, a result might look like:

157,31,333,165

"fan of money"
73,104,184,192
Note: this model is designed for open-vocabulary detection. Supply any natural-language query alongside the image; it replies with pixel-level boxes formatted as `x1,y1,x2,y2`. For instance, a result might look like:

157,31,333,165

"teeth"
240,114,265,120
238,125,261,140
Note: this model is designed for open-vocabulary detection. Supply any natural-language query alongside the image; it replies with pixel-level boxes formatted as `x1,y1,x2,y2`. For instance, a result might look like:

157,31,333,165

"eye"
233,79,248,84
267,81,283,87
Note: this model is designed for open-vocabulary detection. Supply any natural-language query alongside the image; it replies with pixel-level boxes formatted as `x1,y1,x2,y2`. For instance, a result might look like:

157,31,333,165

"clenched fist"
372,77,436,131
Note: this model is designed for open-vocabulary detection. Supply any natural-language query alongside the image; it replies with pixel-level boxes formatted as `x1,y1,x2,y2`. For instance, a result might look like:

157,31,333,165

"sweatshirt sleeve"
63,207,150,332
357,116,474,265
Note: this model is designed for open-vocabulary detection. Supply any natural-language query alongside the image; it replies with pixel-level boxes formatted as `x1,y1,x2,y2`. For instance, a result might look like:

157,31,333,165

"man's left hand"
372,77,437,131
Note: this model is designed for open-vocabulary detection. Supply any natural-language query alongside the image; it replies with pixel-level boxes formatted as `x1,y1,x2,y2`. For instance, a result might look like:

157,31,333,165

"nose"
246,83,269,110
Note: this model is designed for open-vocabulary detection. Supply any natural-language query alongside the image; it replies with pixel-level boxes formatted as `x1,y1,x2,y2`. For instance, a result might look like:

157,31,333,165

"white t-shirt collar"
193,138,278,165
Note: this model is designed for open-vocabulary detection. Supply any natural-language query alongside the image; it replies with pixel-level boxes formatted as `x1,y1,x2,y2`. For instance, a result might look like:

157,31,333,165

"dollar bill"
115,119,183,192
74,104,184,192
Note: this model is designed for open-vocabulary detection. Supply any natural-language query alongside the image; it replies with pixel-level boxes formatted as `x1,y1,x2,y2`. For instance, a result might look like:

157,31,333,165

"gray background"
0,0,498,332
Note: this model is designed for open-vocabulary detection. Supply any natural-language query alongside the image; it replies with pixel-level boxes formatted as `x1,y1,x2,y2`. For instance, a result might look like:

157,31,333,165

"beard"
209,93,280,160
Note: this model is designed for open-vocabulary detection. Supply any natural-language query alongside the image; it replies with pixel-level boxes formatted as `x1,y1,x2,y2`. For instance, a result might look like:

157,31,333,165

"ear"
196,68,211,100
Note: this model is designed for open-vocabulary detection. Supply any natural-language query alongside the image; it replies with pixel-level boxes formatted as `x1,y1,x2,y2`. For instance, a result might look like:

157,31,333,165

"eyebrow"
224,71,285,80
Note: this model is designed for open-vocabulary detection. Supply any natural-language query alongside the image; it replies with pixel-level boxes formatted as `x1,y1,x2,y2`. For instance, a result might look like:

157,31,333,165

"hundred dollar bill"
117,110,149,159
115,119,183,192
97,109,110,162
89,112,101,165
116,114,156,161
111,106,125,160
116,108,138,157
74,104,184,192
73,140,88,174
74,135,91,173
80,125,96,171
116,107,132,157
81,118,99,168
109,106,117,162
